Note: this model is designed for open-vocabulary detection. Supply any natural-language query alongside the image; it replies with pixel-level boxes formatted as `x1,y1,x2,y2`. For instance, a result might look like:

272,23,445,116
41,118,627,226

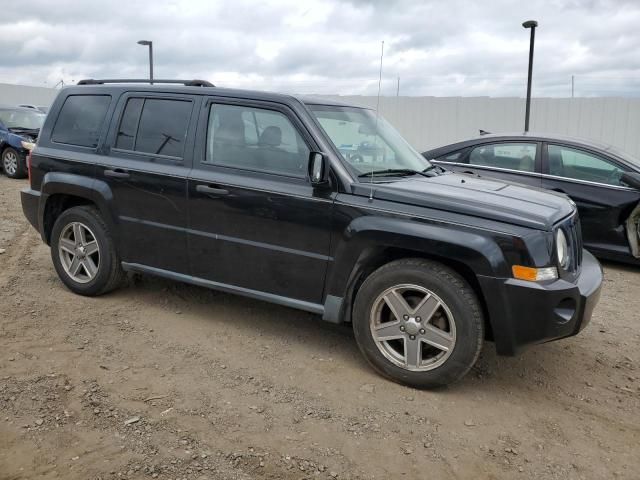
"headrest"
259,126,282,147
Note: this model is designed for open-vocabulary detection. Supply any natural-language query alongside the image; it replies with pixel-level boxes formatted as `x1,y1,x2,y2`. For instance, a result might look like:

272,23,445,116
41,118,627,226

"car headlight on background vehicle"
21,140,36,151
556,228,570,269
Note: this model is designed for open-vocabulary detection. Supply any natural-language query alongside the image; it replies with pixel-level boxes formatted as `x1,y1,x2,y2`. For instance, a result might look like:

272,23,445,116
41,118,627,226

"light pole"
522,20,537,132
137,40,153,84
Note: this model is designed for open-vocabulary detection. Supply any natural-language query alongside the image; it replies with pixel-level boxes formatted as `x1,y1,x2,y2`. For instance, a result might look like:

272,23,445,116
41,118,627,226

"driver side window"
547,144,625,186
204,103,310,178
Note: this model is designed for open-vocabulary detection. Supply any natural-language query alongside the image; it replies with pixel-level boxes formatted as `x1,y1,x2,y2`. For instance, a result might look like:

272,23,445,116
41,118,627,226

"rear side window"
436,150,467,162
469,143,537,172
115,98,192,158
115,98,143,151
51,95,111,147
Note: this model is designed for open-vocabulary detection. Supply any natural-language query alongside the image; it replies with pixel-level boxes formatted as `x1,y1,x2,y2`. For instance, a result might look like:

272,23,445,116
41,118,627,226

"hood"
354,172,574,231
8,127,40,140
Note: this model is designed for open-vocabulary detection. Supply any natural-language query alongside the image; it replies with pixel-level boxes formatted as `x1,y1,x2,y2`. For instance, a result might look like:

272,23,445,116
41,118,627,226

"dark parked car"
423,133,640,265
21,80,602,388
0,106,45,178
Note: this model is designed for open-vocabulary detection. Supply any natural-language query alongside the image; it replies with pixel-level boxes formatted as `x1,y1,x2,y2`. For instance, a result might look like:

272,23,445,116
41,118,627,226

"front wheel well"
346,247,493,341
43,194,95,245
1,144,19,155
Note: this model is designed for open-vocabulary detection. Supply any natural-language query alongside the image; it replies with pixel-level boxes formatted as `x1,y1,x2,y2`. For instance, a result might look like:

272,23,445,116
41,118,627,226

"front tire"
2,147,26,179
353,258,484,389
50,206,124,296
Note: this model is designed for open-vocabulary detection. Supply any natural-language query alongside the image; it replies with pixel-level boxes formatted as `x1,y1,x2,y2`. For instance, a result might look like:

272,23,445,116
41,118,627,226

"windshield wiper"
423,164,446,174
358,168,432,178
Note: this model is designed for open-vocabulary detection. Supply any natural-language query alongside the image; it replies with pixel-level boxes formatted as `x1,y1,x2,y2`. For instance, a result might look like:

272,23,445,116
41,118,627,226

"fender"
39,172,117,244
323,214,514,322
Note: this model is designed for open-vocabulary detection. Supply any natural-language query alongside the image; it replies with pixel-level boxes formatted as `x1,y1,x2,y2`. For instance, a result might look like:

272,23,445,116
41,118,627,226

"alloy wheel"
369,284,456,371
3,151,18,176
58,222,101,284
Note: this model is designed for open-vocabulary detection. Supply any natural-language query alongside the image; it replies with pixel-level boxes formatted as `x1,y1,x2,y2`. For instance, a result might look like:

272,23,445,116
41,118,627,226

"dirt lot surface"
1,175,639,480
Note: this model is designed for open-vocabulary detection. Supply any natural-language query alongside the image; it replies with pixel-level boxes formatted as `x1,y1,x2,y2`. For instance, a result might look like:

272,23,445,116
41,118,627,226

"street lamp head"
522,20,538,29
137,40,152,46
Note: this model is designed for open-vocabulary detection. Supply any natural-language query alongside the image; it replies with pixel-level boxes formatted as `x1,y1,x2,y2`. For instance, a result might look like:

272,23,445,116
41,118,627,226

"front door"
100,93,200,273
187,99,333,305
541,143,640,257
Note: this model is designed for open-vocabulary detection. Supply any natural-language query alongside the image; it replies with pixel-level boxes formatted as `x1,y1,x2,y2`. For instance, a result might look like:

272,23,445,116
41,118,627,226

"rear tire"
353,258,484,389
50,206,124,296
2,147,27,179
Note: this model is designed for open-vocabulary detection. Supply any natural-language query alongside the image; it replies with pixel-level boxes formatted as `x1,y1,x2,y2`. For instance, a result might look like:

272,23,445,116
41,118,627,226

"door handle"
196,184,229,196
104,169,130,179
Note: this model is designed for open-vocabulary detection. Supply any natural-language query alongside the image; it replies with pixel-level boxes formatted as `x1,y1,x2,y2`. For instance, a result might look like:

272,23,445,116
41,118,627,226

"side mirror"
622,171,640,190
309,152,329,186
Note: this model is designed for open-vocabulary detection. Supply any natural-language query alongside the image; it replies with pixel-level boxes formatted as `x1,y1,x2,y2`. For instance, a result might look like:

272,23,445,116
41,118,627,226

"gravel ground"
0,175,639,480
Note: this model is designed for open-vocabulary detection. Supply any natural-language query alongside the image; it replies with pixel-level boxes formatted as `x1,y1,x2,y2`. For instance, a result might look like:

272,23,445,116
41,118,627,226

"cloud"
1,0,639,97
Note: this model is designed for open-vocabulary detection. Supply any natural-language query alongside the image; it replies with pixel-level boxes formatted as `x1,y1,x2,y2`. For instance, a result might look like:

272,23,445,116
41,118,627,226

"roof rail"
77,79,215,87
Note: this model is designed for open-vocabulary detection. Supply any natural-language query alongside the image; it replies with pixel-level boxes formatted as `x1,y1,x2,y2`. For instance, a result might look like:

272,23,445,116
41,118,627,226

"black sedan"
423,133,640,265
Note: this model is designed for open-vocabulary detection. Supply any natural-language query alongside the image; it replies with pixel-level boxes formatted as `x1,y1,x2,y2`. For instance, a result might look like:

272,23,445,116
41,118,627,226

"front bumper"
478,250,603,356
21,187,41,233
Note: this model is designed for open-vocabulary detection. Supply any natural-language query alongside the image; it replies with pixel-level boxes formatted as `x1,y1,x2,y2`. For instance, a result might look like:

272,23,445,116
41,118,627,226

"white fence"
1,82,639,158
0,83,59,108
322,96,640,158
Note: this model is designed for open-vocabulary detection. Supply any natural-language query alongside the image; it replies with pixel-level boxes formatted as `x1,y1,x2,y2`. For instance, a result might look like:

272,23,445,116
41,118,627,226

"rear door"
541,142,640,257
101,92,200,273
187,98,333,304
433,141,543,189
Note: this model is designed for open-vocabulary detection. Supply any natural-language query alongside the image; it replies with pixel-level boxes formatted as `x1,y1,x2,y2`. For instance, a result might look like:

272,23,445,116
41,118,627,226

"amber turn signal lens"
512,265,558,282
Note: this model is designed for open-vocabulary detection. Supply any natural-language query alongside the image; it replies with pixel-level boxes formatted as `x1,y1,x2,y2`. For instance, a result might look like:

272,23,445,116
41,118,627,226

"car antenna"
369,40,385,201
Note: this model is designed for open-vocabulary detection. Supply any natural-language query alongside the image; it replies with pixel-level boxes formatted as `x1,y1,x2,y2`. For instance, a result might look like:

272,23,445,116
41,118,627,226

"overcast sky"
1,0,639,97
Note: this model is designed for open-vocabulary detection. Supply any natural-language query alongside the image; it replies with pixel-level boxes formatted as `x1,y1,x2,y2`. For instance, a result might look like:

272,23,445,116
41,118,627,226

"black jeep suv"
21,79,603,388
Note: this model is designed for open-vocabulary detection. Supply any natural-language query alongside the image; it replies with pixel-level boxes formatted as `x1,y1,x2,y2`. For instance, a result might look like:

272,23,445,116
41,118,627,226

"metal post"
396,76,400,97
148,42,154,85
137,40,154,84
571,75,574,98
522,20,538,132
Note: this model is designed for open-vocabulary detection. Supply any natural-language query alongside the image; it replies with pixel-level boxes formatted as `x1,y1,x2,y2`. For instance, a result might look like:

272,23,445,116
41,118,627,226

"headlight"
21,140,36,151
556,229,569,269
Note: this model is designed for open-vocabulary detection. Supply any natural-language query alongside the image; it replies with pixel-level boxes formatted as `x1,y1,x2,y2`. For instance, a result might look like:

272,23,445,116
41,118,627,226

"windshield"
0,109,46,130
309,105,431,177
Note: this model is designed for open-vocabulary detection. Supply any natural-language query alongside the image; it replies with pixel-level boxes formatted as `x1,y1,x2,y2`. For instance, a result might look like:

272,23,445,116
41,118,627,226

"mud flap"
626,203,640,258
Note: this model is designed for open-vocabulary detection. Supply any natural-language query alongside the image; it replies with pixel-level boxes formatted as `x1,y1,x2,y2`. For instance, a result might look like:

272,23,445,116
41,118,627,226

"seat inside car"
258,125,282,148
211,108,252,167
518,155,535,172
548,148,564,176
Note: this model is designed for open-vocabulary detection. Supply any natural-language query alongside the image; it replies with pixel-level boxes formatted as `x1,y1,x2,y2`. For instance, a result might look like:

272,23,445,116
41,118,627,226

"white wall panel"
0,83,59,107
321,95,640,158
3,83,640,159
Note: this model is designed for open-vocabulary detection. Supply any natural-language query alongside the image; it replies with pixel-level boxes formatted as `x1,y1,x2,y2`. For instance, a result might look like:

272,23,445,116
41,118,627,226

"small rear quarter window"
436,149,468,163
51,95,111,148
